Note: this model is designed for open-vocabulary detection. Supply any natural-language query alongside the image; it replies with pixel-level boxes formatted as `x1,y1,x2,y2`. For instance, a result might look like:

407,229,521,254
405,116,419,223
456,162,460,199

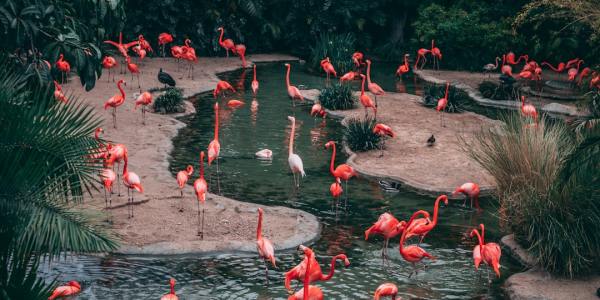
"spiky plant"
421,83,469,112
464,113,599,277
344,117,380,152
309,33,356,75
153,87,184,114
570,90,600,135
0,57,117,299
318,83,356,110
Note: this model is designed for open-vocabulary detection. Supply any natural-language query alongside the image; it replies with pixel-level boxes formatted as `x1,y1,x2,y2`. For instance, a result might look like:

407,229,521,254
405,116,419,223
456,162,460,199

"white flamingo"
287,116,305,188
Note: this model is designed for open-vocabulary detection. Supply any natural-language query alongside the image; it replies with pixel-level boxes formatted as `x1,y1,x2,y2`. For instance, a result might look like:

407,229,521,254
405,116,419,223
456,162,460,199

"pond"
41,62,522,299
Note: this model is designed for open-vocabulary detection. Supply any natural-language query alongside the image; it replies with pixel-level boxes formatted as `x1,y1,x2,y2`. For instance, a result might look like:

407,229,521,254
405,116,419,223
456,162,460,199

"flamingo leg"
344,180,349,208
104,188,108,208
131,189,135,218
216,157,221,195
127,188,131,218
117,162,121,197
263,258,270,285
201,207,205,240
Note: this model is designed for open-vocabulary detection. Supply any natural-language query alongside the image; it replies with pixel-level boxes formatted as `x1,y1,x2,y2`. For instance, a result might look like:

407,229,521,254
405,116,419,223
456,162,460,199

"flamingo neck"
431,196,444,226
576,60,583,71
472,229,484,249
214,105,219,140
185,39,190,47
431,40,435,50
360,76,366,95
494,57,501,68
303,252,311,300
502,55,506,67
253,65,257,81
286,65,291,87
257,211,263,240
122,156,128,176
200,153,205,178
329,143,336,175
444,83,449,99
58,54,64,61
323,255,344,280
170,282,175,295
289,119,295,156
366,62,372,84
218,29,224,44
480,224,485,242
118,81,125,98
404,56,408,67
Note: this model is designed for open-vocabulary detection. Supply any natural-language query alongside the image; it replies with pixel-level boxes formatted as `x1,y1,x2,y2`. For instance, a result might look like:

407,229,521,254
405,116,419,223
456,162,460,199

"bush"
570,91,600,135
309,33,356,75
345,117,380,152
318,83,356,110
465,114,600,277
153,88,184,113
478,81,514,100
420,83,468,113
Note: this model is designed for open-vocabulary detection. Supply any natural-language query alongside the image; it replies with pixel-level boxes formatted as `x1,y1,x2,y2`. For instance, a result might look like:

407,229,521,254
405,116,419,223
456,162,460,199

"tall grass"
318,83,356,110
309,33,355,75
345,117,380,152
464,114,600,277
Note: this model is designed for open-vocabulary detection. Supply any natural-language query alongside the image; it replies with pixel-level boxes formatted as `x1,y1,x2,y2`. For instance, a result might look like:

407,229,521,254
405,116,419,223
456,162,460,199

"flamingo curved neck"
431,197,444,226
289,119,295,156
494,57,501,68
122,156,128,175
480,224,485,242
366,62,372,84
218,29,224,45
200,154,205,178
329,143,336,175
323,254,345,280
303,252,312,300
117,81,125,98
286,65,291,87
170,283,175,295
472,229,484,248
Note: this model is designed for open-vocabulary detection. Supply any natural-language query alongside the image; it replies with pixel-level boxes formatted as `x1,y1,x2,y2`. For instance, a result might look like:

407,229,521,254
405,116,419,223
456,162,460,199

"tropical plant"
478,81,513,100
420,83,468,112
0,57,117,299
309,33,356,75
569,90,600,135
344,117,380,152
153,87,184,113
318,83,356,110
464,113,599,277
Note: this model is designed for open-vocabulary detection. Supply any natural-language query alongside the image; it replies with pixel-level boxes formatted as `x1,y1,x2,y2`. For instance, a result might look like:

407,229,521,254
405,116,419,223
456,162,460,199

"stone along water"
41,63,520,299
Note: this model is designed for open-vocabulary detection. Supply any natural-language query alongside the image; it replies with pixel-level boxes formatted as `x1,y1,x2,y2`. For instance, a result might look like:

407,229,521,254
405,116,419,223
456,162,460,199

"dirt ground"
303,89,498,195
61,55,320,254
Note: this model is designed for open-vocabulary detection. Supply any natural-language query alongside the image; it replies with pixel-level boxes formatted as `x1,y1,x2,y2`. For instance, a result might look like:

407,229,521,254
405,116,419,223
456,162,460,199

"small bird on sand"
427,134,436,147
158,68,176,87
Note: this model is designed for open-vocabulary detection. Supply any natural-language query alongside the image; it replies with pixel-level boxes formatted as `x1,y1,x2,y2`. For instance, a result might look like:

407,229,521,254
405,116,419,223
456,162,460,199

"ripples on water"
41,63,521,299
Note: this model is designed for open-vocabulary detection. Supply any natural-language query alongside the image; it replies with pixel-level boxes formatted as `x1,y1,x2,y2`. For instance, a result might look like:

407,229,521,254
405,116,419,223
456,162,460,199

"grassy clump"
465,114,600,277
344,117,380,152
153,88,184,114
421,83,469,112
478,80,513,100
309,33,355,75
570,91,600,135
318,83,356,110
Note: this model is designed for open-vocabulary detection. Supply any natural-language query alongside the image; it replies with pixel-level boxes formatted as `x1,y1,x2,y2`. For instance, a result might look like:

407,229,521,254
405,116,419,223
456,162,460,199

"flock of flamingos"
47,26,597,299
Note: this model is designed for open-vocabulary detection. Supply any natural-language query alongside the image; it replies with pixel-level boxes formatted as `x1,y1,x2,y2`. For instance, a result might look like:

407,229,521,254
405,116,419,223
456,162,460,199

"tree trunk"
389,9,408,45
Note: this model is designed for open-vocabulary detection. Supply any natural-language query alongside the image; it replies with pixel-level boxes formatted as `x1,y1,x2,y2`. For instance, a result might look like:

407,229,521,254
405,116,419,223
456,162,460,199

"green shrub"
318,83,356,110
478,81,514,100
153,88,184,114
465,114,600,277
309,33,355,75
420,83,468,113
345,117,380,152
570,91,600,135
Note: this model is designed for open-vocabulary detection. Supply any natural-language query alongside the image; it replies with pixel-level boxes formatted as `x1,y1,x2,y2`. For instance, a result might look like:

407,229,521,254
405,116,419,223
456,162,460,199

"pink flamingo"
181,39,198,79
352,51,364,68
404,195,448,243
483,57,501,77
101,168,116,208
567,60,583,82
102,56,118,82
330,177,343,204
171,45,184,70
48,281,81,300
436,82,449,127
320,57,337,82
251,64,259,95
520,96,538,123
501,55,513,77
325,140,356,205
395,54,410,76
53,80,67,103
158,33,174,58
365,212,408,261
577,67,592,86
284,245,350,292
374,283,398,300
234,44,247,67
373,123,395,157
217,27,235,57
310,103,326,118
452,182,481,209
176,164,193,198
126,56,140,88
470,224,501,279
359,74,377,118
414,48,431,70
365,60,385,107
160,278,178,300
431,40,442,71
287,246,324,300
104,32,138,73
194,151,208,238
213,80,236,98
541,61,566,73
400,210,436,277
285,63,304,105
122,156,143,218
134,91,152,125
256,207,276,283
104,79,126,128
55,54,71,83
105,143,128,197
339,71,358,83
207,103,222,193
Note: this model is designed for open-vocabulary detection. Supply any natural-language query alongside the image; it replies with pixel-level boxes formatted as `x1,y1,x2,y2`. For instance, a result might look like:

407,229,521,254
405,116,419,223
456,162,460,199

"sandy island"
302,89,498,196
62,55,320,255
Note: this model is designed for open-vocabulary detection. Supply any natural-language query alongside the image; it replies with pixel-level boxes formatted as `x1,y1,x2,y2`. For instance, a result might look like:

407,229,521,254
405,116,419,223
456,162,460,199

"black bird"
158,68,176,88
427,134,436,147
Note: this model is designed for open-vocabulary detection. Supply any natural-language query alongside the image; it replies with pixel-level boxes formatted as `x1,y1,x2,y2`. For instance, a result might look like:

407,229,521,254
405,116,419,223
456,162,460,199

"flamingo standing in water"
374,283,398,300
213,80,236,98
285,63,304,105
310,103,326,118
329,177,343,205
395,54,410,77
207,103,222,194
436,82,449,127
365,60,385,108
126,56,140,89
176,165,193,209
365,212,407,261
160,278,178,300
122,156,143,218
158,33,174,58
217,27,235,57
373,123,395,157
55,54,71,83
399,210,436,277
325,141,356,206
134,91,152,125
320,57,337,82
284,245,350,293
194,151,208,239
251,64,259,95
104,79,126,128
414,48,431,70
101,168,116,208
287,116,305,188
256,207,276,283
470,224,501,279
404,195,448,244
102,56,118,82
431,40,442,71
53,80,67,103
234,44,247,67
48,281,81,300
452,182,481,209
359,74,377,118
287,246,324,300
520,96,538,123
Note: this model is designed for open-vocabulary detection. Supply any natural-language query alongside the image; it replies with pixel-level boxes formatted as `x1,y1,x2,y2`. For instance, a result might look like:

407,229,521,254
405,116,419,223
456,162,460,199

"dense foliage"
466,114,600,277
153,87,184,113
421,83,469,113
478,81,514,100
344,117,380,152
318,83,356,110
309,33,355,75
0,58,117,298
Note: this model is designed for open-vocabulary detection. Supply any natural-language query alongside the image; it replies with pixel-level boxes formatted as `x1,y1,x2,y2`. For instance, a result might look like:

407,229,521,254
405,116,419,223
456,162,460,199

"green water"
40,62,522,299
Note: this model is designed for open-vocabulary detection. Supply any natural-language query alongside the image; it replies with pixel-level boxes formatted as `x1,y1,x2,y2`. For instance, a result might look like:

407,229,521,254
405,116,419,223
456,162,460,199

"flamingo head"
469,228,479,238
217,27,223,31
95,127,104,138
479,223,485,233
338,254,351,266
335,177,341,184
67,281,81,289
117,79,126,86
186,165,194,175
200,151,205,163
360,74,366,79
284,63,290,68
287,115,295,122
325,140,335,149
169,278,176,288
366,59,371,65
451,187,462,196
258,207,264,216
395,220,407,232
438,194,449,205
297,245,313,258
